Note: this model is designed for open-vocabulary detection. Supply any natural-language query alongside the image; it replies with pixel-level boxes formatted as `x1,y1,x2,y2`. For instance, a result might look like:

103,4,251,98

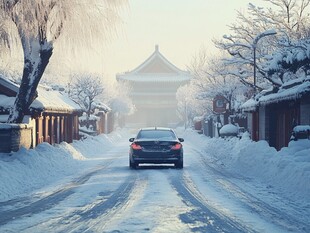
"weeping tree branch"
0,0,128,123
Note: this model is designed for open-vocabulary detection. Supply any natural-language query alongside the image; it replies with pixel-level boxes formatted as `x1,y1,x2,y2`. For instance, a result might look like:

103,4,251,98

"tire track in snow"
44,172,143,233
190,146,310,233
0,162,113,226
169,171,254,233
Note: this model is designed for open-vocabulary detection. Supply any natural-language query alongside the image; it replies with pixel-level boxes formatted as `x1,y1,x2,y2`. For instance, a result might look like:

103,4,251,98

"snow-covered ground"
0,128,309,232
0,130,129,202
182,130,310,203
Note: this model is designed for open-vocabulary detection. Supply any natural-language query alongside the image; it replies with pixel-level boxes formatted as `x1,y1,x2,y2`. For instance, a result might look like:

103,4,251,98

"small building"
242,77,310,150
0,77,83,152
116,45,191,127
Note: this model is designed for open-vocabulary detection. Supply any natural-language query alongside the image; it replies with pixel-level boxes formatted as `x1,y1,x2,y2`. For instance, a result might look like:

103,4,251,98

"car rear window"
137,130,176,140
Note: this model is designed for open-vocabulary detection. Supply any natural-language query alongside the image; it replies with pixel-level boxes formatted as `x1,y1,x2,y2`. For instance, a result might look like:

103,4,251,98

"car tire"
129,159,138,169
175,160,183,169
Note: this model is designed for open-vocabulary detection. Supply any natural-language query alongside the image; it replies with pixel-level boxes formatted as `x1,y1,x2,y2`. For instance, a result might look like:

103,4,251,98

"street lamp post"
252,29,277,92
253,43,257,89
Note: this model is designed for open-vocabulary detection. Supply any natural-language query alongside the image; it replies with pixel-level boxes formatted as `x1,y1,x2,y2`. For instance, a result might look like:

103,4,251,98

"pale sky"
44,0,271,83
97,0,270,80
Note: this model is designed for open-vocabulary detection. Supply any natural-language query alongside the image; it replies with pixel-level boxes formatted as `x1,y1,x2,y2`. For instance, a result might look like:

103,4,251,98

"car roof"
139,127,173,131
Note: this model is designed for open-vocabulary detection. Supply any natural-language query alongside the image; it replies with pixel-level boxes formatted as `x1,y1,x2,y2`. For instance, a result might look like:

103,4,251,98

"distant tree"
186,51,249,116
69,74,104,128
0,0,127,123
103,81,135,127
176,84,204,128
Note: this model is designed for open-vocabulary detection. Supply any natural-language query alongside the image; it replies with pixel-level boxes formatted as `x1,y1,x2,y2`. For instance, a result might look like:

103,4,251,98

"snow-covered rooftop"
31,86,82,113
117,74,190,82
240,98,258,112
0,77,19,94
259,79,310,105
0,84,82,114
117,45,191,83
241,77,310,111
93,102,111,113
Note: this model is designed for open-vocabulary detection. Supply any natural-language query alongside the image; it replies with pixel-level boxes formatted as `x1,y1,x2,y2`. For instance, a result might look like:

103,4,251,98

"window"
137,130,176,140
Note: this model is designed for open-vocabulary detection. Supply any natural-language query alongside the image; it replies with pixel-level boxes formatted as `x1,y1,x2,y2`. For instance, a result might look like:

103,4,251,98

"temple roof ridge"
126,45,189,75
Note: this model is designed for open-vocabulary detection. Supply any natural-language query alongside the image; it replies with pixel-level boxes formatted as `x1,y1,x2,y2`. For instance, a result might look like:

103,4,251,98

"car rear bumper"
132,157,181,164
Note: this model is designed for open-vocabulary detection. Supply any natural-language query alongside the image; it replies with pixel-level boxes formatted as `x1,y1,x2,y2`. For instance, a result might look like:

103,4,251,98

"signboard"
213,95,227,113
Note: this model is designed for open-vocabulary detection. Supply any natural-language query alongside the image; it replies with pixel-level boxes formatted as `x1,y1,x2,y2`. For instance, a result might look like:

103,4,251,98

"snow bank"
0,130,126,202
230,134,310,200
184,130,310,202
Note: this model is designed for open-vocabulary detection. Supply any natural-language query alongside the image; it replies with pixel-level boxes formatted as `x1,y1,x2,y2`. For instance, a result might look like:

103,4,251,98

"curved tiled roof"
117,45,191,82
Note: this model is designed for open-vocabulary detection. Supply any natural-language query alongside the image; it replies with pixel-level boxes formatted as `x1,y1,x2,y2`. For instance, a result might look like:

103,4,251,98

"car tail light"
131,143,142,150
171,143,182,150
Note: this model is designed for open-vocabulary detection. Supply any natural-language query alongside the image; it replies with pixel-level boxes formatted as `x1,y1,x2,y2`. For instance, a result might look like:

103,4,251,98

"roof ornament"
155,44,159,52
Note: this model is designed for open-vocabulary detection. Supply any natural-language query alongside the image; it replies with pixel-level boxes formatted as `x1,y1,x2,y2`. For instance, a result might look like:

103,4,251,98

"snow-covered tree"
69,74,104,128
176,84,204,128
102,81,135,127
214,0,310,90
0,0,127,123
265,37,310,82
185,51,249,116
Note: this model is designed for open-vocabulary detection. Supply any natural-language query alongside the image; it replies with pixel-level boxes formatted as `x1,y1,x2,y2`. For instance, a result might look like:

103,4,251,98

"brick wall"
0,124,33,153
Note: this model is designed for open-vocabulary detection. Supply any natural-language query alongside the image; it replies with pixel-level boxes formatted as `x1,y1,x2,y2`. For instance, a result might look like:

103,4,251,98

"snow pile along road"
183,130,310,203
0,130,127,202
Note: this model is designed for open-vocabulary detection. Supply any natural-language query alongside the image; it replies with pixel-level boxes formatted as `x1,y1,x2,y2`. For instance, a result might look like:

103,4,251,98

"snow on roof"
0,85,82,114
241,78,310,111
117,74,190,82
93,102,111,113
0,76,19,96
0,95,15,111
240,98,258,112
259,79,310,105
117,45,191,82
30,86,82,113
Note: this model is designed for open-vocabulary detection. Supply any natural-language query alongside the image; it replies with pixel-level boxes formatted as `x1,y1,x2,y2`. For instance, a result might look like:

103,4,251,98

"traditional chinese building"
0,76,82,152
116,45,191,127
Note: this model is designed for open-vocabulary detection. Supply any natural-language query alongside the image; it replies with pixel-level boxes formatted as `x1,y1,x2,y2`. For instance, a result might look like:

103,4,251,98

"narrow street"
0,135,309,233
1,1,310,233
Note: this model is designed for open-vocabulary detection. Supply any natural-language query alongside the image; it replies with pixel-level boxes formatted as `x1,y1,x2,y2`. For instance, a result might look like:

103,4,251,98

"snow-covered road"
0,130,309,233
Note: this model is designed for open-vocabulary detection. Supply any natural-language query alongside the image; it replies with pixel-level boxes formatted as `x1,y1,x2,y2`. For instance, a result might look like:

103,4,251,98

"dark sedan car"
129,127,184,169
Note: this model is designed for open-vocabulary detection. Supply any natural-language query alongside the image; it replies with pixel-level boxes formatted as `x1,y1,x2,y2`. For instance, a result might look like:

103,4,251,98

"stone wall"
0,124,33,153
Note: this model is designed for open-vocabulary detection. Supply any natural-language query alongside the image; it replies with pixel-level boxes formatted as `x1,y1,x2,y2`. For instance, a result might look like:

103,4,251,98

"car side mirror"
178,138,184,142
129,138,135,142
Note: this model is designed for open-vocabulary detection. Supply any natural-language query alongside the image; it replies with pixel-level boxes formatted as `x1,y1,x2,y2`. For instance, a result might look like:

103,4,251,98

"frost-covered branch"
0,0,128,123
69,74,104,128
